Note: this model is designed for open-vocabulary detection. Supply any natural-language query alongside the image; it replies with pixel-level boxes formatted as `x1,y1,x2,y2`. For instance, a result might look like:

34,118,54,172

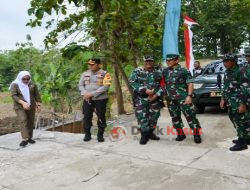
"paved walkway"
1,108,250,190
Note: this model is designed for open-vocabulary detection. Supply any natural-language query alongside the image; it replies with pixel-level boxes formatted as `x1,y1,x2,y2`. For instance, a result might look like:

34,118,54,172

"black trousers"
83,99,108,131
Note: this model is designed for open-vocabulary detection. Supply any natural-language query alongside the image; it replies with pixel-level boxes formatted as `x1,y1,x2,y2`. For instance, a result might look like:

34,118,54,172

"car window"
203,61,225,75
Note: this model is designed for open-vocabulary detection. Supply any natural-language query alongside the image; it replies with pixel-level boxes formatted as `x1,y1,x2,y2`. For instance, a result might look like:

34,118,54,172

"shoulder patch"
103,72,112,85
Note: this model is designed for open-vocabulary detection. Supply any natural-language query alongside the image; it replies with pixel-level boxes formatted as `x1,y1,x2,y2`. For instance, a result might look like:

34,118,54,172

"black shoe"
232,139,250,145
19,141,28,147
83,128,91,142
148,129,160,140
230,139,248,151
232,139,238,144
140,131,149,145
27,139,36,144
84,134,92,141
175,128,186,141
194,135,202,144
176,135,186,141
97,129,105,142
97,137,105,142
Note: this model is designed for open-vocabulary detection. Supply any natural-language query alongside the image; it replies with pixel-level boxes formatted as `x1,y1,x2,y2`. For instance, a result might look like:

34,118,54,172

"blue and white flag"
162,0,182,60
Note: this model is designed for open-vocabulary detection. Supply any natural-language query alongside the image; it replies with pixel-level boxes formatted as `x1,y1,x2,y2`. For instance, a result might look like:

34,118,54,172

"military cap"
223,53,238,63
166,54,179,61
143,55,154,61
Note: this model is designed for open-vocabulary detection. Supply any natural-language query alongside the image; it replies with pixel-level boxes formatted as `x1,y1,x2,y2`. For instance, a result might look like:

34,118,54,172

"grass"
0,92,13,104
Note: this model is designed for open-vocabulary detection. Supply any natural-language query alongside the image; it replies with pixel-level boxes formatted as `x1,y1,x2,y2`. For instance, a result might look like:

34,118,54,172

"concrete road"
0,107,250,190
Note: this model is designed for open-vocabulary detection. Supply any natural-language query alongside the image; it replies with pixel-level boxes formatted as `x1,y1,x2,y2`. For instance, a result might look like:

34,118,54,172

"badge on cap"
166,54,179,61
88,60,96,65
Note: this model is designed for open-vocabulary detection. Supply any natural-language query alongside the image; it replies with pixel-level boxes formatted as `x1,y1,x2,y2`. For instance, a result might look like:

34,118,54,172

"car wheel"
195,105,205,114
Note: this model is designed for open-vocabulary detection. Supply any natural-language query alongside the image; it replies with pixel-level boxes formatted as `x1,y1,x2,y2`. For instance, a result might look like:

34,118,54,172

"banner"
184,15,198,75
162,0,182,60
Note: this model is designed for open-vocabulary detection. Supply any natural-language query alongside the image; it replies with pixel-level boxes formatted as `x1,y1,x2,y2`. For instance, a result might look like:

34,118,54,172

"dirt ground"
0,93,19,135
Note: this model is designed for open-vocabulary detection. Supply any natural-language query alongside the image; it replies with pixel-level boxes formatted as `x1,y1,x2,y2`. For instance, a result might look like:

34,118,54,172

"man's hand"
238,103,247,113
220,99,225,109
84,93,93,99
183,96,192,105
22,102,30,110
146,89,154,96
148,94,158,102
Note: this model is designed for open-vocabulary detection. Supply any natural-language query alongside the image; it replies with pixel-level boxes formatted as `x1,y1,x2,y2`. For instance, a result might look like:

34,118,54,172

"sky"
0,0,49,50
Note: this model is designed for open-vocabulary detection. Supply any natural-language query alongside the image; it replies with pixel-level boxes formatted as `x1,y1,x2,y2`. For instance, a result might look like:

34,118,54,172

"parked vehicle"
193,58,247,113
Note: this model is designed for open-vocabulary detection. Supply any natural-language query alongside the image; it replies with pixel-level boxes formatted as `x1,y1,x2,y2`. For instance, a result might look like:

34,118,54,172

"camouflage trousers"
228,107,250,139
134,97,161,132
167,99,201,130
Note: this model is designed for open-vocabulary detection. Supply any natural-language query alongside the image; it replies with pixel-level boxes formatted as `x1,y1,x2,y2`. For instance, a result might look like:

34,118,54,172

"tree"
182,0,249,56
27,0,165,114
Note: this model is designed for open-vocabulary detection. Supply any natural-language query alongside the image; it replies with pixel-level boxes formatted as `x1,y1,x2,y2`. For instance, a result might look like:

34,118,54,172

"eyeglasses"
22,78,30,81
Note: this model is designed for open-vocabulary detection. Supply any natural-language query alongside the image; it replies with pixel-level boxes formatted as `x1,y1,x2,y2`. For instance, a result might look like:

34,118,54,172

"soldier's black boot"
232,139,250,145
232,139,238,144
140,131,149,145
148,128,160,140
194,135,202,144
175,128,186,141
97,128,105,142
83,128,91,142
230,139,248,151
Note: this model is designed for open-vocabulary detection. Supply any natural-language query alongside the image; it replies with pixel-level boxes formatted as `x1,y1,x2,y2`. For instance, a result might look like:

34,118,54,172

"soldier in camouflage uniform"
220,53,250,151
161,54,202,143
129,55,163,145
240,50,250,108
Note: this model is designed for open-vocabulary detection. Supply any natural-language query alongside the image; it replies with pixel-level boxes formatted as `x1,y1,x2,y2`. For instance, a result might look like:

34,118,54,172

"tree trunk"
206,37,210,56
100,40,108,70
131,51,138,68
117,61,133,96
113,62,126,115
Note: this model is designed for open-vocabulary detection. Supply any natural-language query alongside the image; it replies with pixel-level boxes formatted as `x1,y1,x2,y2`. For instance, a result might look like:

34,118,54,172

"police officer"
220,53,250,151
79,58,111,142
129,55,162,145
193,61,203,77
161,54,202,143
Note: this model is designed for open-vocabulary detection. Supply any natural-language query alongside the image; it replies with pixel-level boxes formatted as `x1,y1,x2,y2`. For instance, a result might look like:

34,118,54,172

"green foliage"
27,0,165,61
0,43,90,113
1,0,249,115
182,0,250,56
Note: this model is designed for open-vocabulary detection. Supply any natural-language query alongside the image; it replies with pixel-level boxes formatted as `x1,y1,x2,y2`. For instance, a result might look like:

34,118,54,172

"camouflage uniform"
129,67,163,132
162,64,201,131
240,62,250,107
222,65,250,140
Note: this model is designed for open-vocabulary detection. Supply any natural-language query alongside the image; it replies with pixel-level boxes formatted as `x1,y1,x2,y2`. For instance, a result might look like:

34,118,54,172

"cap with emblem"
143,55,154,62
166,54,179,61
223,53,238,63
88,58,101,65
